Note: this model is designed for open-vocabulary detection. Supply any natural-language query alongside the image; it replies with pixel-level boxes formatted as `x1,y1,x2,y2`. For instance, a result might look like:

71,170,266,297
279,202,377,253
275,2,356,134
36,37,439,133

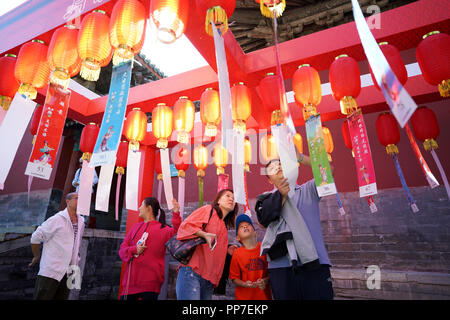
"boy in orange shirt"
229,214,272,300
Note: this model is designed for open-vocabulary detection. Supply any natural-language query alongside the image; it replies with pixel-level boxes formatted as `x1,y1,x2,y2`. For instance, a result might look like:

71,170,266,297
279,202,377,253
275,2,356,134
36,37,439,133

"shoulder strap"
201,206,214,231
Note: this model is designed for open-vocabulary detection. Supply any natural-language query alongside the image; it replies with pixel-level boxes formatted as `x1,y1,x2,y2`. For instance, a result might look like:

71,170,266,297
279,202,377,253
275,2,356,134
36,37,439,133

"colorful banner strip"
392,153,419,213
161,148,174,210
231,130,246,205
95,164,115,213
211,23,233,151
430,150,450,200
351,0,417,127
404,123,439,188
347,110,378,197
25,83,70,180
90,60,133,167
125,150,141,211
305,114,337,197
76,160,95,216
0,93,37,189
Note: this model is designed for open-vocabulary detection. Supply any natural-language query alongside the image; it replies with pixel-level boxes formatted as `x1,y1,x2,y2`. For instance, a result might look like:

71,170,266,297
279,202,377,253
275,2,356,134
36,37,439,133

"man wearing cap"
255,152,334,300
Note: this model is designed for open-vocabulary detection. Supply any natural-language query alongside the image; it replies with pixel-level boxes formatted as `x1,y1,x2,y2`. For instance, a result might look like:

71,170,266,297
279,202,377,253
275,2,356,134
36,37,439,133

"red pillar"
118,145,156,298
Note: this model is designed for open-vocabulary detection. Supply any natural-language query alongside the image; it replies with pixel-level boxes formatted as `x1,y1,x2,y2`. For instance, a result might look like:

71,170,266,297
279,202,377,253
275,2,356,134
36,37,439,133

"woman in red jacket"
176,189,238,300
119,197,181,300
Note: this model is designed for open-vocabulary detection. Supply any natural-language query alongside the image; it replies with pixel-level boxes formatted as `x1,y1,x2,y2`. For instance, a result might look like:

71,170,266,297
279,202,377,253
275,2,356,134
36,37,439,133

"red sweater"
119,213,181,295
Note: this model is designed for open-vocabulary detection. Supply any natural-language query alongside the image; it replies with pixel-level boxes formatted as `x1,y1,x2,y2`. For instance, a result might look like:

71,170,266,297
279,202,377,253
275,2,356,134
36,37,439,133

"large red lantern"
195,0,236,36
15,40,51,100
151,0,189,44
80,122,100,160
416,31,450,98
115,140,129,174
123,107,147,150
0,54,20,110
47,25,81,89
254,0,285,18
341,120,354,157
110,0,147,65
173,96,195,144
78,10,112,81
259,72,283,125
329,54,361,115
200,88,221,137
174,146,190,178
375,112,400,155
292,64,322,121
410,106,440,151
370,42,407,89
152,102,173,149
30,105,44,144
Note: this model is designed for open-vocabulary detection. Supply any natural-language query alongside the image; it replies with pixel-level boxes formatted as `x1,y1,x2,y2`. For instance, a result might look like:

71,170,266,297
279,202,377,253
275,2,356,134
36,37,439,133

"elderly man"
255,151,334,300
29,192,85,300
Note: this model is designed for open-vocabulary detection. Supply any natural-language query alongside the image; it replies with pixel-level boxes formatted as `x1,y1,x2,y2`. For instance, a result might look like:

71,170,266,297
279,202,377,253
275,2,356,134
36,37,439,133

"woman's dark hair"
143,197,167,228
211,189,238,230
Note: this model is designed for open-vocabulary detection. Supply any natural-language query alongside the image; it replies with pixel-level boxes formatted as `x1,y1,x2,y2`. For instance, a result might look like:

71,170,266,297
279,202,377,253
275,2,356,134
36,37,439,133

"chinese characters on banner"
90,60,133,167
305,114,337,197
347,110,378,197
25,83,71,180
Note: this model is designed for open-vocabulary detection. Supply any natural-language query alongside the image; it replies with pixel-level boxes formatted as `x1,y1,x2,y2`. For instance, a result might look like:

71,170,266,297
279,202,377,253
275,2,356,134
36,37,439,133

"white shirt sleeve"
30,215,61,244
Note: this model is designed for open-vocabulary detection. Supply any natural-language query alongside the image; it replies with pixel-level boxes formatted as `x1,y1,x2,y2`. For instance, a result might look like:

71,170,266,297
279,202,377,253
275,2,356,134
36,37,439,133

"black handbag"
165,207,214,265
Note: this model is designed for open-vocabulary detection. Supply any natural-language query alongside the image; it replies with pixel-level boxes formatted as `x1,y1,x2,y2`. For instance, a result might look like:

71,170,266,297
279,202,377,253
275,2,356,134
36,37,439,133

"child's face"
236,221,255,242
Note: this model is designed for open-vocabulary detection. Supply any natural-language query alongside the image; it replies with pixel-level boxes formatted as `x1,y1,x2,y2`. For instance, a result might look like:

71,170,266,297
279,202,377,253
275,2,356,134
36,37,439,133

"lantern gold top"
423,31,440,39
65,24,77,29
121,140,128,143
234,82,245,86
156,103,166,107
265,72,274,76
335,54,348,60
32,39,45,44
132,107,141,111
205,87,214,91
179,96,188,99
298,64,310,68
378,41,388,46
4,54,17,58
93,10,106,15
88,122,96,126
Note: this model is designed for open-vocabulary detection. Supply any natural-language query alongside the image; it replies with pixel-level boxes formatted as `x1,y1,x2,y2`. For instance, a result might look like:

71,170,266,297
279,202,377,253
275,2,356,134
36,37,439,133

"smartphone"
210,237,217,251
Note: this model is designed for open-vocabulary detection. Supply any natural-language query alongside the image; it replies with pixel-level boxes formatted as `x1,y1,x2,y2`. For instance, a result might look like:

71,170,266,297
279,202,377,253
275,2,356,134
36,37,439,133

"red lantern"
123,107,147,150
80,122,100,160
151,0,189,44
370,42,407,89
254,0,286,18
375,112,400,155
15,39,51,100
231,82,251,133
115,140,129,174
410,106,440,151
195,0,236,36
329,54,361,115
259,72,283,125
0,54,20,110
174,146,190,178
292,64,322,121
30,105,44,144
154,150,163,180
341,120,354,157
416,31,450,98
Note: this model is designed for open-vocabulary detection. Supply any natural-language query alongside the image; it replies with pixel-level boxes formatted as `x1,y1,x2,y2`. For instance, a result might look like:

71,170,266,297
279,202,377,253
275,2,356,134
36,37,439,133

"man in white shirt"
29,192,85,300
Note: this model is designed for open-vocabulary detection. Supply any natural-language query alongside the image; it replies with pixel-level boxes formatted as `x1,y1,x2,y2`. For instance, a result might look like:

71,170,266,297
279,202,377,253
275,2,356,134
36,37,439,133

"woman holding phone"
175,189,238,300
119,197,181,300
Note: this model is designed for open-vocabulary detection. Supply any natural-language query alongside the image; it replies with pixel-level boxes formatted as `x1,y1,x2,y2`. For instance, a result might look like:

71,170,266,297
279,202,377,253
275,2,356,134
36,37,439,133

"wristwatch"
297,153,304,164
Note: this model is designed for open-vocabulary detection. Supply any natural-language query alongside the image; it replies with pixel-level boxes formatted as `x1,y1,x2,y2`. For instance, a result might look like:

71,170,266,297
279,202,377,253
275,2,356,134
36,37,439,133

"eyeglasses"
266,160,281,176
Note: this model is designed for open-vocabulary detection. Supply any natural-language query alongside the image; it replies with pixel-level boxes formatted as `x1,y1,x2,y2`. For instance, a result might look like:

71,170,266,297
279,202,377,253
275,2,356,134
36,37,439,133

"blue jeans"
176,266,213,300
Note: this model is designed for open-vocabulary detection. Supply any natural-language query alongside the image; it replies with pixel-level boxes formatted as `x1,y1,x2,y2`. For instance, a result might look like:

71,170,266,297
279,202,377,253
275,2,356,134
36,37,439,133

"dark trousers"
120,292,159,301
34,275,70,300
268,265,334,300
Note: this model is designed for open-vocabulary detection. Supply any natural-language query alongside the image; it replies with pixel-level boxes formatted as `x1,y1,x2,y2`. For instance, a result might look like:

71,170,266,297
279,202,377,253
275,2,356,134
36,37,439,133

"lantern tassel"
18,83,37,100
423,138,438,151
80,58,101,81
113,45,134,66
259,0,286,18
115,173,122,221
438,79,449,98
50,68,70,89
198,176,204,207
386,144,399,156
392,153,419,212
340,96,358,115
0,96,12,111
205,6,228,37
430,149,450,200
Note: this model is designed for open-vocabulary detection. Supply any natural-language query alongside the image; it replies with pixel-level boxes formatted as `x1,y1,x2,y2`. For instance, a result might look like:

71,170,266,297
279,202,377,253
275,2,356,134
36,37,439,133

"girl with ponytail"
119,198,181,300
